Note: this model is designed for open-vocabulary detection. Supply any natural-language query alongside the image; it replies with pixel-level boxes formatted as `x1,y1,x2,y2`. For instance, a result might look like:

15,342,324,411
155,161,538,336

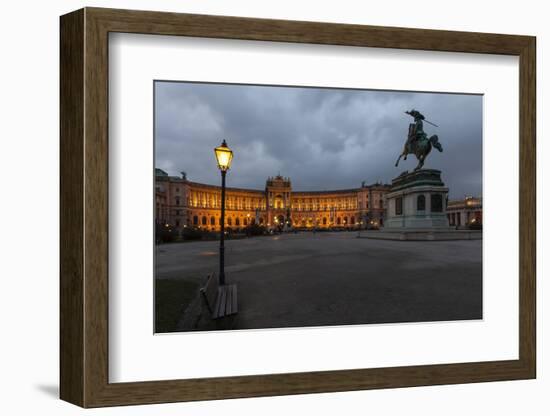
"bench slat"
205,273,218,309
214,286,227,319
231,285,238,315
212,287,221,319
225,285,232,316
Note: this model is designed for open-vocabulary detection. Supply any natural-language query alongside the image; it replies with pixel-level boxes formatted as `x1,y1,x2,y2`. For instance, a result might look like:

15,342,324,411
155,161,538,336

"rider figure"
405,109,427,152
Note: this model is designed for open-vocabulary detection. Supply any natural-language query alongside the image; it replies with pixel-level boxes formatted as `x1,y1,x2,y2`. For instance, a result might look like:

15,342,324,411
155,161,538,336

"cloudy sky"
155,81,482,199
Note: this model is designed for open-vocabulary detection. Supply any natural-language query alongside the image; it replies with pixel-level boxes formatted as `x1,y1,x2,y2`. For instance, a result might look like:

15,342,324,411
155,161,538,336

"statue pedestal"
384,169,450,230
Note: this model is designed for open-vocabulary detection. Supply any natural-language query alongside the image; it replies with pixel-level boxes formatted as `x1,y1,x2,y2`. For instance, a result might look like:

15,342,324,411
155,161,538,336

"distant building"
155,171,390,231
447,196,482,228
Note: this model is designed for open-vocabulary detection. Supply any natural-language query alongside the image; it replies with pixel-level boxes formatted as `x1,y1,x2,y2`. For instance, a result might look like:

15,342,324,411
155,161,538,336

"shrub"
244,223,267,236
157,224,177,243
468,222,482,230
181,227,203,241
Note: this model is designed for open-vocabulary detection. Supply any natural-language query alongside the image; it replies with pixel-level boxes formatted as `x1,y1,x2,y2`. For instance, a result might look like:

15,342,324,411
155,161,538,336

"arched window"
431,194,443,212
235,218,240,226
227,217,232,226
210,217,215,225
201,216,207,225
417,195,426,211
244,218,248,226
193,215,198,225
395,197,403,215
323,217,327,225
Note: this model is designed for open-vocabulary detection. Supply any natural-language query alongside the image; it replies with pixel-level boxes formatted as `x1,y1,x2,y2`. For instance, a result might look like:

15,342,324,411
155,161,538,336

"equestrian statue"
395,109,443,171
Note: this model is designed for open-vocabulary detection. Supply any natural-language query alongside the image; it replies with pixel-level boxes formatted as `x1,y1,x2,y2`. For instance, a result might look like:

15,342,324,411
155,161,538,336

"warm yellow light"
214,139,233,171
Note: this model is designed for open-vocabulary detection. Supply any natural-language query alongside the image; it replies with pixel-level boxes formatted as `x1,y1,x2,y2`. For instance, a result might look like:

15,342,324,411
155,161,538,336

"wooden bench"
200,273,238,319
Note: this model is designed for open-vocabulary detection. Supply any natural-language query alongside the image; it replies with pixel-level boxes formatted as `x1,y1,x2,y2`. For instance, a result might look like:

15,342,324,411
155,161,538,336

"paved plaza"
156,232,482,331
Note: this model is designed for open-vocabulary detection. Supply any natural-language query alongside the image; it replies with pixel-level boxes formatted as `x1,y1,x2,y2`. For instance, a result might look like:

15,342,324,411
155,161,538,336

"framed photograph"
60,7,536,408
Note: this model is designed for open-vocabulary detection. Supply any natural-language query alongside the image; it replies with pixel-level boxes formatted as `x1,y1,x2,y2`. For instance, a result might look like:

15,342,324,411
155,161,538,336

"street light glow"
214,139,233,171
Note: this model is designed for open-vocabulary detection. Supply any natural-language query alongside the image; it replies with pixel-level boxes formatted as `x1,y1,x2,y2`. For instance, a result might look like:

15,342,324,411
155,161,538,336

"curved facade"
447,196,483,228
155,169,390,231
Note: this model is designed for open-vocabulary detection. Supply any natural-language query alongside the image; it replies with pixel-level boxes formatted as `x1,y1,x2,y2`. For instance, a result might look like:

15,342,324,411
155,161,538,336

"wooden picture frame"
60,7,536,408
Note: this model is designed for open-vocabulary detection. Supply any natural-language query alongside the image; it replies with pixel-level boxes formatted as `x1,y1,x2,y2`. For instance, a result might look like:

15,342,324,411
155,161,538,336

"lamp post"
214,139,233,285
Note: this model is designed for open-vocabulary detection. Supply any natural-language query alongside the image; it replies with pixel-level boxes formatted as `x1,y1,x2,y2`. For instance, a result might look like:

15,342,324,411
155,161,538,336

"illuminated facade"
446,196,483,228
155,169,390,231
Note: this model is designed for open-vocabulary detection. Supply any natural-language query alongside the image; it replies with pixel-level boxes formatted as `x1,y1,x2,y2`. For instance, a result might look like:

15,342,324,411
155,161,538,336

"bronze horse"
395,134,443,171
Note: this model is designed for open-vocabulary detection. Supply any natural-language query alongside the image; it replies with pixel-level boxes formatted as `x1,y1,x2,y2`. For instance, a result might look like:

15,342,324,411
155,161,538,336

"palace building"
155,169,390,231
446,196,483,228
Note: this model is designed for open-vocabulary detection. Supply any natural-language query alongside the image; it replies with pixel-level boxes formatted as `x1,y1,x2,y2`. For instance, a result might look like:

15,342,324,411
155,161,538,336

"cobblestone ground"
155,231,482,331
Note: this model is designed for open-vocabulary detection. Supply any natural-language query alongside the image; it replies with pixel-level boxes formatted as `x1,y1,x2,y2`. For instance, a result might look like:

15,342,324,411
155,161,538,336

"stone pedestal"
384,169,450,230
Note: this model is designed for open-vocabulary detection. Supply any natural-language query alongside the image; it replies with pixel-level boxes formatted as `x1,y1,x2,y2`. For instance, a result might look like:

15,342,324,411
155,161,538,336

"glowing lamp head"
214,140,233,171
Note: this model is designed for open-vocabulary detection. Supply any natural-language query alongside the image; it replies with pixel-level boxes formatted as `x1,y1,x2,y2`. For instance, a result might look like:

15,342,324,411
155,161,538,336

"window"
431,194,443,212
417,195,426,211
193,215,198,225
351,216,355,225
337,217,341,225
395,197,403,216
227,217,232,226
323,217,327,225
210,217,215,225
175,196,180,206
235,218,240,226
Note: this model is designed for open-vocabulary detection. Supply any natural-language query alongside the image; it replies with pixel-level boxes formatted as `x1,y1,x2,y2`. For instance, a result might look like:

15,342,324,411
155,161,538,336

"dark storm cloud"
155,81,482,199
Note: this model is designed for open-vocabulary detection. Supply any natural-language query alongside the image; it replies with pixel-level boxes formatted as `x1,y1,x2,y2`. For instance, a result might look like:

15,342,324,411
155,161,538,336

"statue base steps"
359,229,482,241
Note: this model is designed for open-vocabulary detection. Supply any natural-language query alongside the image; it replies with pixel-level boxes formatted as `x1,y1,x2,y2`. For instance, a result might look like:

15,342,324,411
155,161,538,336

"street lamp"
214,139,233,285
